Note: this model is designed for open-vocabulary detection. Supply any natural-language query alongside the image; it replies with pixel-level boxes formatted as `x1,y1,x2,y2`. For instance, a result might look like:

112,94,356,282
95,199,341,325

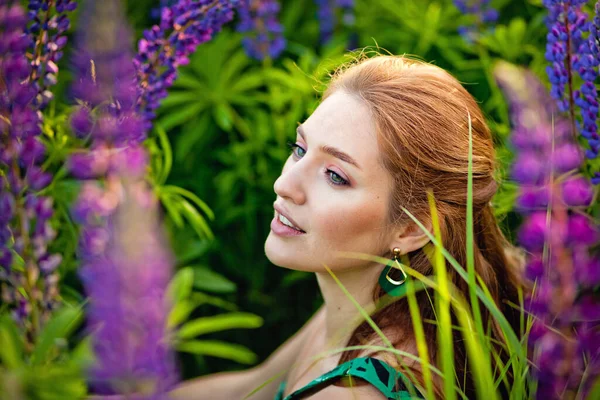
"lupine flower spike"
495,62,600,400
135,0,241,131
25,0,77,109
236,0,286,61
70,0,179,396
453,0,499,42
0,0,63,349
314,0,355,44
544,0,600,183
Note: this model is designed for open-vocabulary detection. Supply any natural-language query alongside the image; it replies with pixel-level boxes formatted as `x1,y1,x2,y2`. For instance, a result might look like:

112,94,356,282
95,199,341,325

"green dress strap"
274,356,422,400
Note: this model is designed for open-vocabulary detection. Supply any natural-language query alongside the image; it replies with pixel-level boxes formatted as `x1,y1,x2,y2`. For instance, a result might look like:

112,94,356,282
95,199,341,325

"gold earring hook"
386,247,407,285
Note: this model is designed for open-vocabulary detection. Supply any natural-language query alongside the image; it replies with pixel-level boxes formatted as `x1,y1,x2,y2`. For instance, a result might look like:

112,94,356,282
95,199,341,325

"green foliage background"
16,0,599,389
123,0,565,379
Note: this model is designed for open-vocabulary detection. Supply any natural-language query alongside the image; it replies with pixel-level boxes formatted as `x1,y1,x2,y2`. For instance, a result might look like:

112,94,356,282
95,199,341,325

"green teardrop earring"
378,247,409,297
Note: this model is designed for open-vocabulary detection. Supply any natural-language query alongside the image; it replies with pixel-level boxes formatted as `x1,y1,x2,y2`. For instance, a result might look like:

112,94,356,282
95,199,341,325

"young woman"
170,54,525,400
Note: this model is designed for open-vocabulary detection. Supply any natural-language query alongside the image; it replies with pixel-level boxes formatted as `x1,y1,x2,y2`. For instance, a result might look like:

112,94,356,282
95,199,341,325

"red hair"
323,54,525,398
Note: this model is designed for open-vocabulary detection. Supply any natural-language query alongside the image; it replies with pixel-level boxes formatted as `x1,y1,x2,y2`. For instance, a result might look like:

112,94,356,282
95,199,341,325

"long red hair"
322,54,525,398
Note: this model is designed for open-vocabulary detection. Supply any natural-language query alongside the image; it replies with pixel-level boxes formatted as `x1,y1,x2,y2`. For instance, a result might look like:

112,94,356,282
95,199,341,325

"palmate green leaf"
160,191,185,228
177,312,263,340
159,90,206,109
19,364,87,400
158,101,207,131
179,200,213,240
0,315,24,369
176,340,258,365
217,50,252,90
192,265,237,293
31,305,83,366
174,113,214,162
213,101,234,132
154,124,173,186
168,299,198,329
230,74,264,93
171,70,207,90
479,18,528,62
157,185,214,242
191,292,238,312
167,266,195,303
414,2,442,55
162,185,215,221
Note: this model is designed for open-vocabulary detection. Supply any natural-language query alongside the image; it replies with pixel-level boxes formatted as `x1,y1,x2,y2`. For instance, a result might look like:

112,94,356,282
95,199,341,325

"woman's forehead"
302,91,382,170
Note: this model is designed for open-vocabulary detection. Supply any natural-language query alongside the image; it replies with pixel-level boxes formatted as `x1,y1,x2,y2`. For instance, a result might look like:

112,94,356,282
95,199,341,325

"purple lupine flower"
236,0,286,61
151,0,178,20
313,0,355,44
495,62,600,399
80,168,179,398
25,0,77,109
135,0,241,131
70,1,179,396
544,0,600,182
453,0,499,42
0,0,62,341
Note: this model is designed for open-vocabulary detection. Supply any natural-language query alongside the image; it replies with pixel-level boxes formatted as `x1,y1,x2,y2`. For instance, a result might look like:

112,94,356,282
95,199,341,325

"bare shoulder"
246,304,325,396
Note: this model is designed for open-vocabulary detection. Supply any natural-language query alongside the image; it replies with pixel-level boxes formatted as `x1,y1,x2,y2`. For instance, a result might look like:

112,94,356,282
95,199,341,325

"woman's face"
264,90,396,272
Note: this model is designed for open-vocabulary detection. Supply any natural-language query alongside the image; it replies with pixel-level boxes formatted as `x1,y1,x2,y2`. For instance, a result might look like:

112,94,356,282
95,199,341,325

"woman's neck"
314,263,382,361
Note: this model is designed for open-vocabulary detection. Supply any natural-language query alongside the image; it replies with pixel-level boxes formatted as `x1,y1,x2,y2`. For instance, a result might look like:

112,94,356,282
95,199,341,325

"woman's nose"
273,159,307,205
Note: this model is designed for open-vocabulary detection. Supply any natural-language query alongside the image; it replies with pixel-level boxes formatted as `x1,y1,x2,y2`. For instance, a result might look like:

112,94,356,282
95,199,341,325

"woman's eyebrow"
297,125,362,170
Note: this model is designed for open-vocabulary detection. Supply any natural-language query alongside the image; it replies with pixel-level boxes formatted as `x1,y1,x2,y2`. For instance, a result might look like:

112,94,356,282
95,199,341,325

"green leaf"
0,315,24,368
168,299,199,329
31,305,83,365
180,200,214,241
193,266,237,293
154,124,173,186
167,266,195,303
157,101,207,131
159,192,185,228
230,73,264,93
175,340,258,364
162,185,215,221
177,312,263,339
160,91,205,109
213,102,234,132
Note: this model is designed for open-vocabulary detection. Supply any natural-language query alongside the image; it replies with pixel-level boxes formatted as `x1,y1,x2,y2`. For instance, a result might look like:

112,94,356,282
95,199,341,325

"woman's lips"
271,211,306,236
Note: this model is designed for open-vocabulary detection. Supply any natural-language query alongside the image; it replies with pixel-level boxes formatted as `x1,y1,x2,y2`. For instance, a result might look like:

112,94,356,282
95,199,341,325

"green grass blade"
399,206,523,358
465,111,486,348
427,191,456,400
406,271,435,399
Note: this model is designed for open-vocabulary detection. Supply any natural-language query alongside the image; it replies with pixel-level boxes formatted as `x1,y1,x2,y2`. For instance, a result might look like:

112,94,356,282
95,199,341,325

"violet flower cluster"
544,0,600,183
76,158,179,398
495,62,600,399
236,0,286,61
0,0,62,345
135,0,241,131
314,0,355,44
453,0,499,42
69,0,179,396
25,0,77,109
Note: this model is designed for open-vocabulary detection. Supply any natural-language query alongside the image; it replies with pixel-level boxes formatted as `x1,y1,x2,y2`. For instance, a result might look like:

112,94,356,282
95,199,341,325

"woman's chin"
264,235,305,270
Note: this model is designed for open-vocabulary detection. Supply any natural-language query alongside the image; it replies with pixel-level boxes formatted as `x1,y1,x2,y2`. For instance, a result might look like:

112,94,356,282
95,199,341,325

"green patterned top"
274,356,423,400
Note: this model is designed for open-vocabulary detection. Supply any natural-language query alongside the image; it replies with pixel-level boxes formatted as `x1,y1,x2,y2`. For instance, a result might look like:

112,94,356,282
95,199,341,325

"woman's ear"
389,217,433,255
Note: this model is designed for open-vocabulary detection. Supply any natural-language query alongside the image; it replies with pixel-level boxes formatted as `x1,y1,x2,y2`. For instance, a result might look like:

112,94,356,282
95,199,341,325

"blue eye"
285,141,350,186
286,141,306,158
326,170,349,186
